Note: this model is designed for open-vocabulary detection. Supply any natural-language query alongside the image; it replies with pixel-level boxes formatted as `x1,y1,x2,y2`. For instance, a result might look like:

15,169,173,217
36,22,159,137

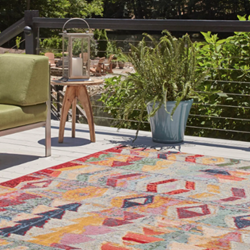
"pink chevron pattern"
0,146,250,249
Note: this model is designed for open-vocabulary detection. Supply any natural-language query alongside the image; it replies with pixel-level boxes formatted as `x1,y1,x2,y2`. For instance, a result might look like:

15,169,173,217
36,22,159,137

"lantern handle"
62,18,91,32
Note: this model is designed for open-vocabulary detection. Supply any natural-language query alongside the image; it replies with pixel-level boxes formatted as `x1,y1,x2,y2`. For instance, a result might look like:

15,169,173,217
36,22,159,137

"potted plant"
100,31,207,143
115,47,127,69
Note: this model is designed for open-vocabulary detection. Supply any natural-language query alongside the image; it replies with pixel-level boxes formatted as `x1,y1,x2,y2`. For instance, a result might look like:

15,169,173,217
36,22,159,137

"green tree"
102,0,250,19
0,0,103,47
0,1,102,30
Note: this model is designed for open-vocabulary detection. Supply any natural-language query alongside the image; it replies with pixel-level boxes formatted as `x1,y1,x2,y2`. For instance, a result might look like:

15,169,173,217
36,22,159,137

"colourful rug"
0,146,250,249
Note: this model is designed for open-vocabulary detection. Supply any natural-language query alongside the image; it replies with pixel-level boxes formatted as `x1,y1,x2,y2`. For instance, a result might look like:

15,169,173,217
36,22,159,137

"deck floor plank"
0,120,250,182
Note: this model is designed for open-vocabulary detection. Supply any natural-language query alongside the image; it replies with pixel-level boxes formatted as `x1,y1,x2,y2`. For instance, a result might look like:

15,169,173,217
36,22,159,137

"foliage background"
102,0,250,19
0,0,103,48
1,1,250,141
2,0,250,48
2,0,250,34
186,16,250,141
99,16,250,142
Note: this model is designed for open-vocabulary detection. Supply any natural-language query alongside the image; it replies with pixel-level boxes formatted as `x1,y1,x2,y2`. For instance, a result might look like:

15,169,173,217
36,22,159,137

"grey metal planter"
147,99,193,143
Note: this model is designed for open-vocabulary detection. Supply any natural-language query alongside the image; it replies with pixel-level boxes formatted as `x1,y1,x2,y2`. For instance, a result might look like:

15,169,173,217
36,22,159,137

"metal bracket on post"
24,10,39,54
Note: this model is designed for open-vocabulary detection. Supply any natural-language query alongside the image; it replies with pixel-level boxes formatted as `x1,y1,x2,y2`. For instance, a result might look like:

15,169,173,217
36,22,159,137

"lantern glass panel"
62,34,91,80
71,37,89,78
62,35,69,79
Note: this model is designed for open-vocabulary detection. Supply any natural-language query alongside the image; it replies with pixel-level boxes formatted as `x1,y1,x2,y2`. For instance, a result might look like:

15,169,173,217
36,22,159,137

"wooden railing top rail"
2,10,250,52
33,17,250,32
0,18,25,46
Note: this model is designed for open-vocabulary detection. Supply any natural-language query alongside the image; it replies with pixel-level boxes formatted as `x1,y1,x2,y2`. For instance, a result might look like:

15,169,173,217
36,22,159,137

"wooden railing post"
24,10,39,54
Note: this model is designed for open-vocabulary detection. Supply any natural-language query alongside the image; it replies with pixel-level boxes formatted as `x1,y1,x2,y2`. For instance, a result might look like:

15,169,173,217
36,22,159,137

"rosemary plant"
100,31,206,138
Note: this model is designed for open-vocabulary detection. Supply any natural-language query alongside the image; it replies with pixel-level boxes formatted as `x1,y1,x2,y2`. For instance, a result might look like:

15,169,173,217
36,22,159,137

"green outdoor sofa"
0,53,51,156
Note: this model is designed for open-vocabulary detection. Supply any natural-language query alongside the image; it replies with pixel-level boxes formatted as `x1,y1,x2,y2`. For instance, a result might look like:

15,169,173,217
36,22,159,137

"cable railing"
0,18,25,46
0,38,26,54
15,36,250,141
1,12,250,141
45,35,250,141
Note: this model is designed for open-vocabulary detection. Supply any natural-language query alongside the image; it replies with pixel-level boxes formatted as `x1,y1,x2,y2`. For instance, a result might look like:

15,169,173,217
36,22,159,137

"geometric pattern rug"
0,146,250,249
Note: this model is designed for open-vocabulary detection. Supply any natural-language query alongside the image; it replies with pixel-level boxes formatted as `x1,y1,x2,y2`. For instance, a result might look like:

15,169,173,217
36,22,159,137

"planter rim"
147,99,193,143
147,99,193,106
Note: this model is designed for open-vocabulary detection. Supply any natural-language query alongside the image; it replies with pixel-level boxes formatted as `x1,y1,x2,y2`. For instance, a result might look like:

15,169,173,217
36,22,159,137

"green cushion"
0,104,47,131
0,54,49,106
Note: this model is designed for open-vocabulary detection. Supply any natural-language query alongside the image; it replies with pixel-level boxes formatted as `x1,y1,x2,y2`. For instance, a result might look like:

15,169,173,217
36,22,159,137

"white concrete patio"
0,120,250,183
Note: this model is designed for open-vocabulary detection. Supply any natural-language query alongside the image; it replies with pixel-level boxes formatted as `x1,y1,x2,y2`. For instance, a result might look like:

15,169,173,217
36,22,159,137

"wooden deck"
0,120,250,183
